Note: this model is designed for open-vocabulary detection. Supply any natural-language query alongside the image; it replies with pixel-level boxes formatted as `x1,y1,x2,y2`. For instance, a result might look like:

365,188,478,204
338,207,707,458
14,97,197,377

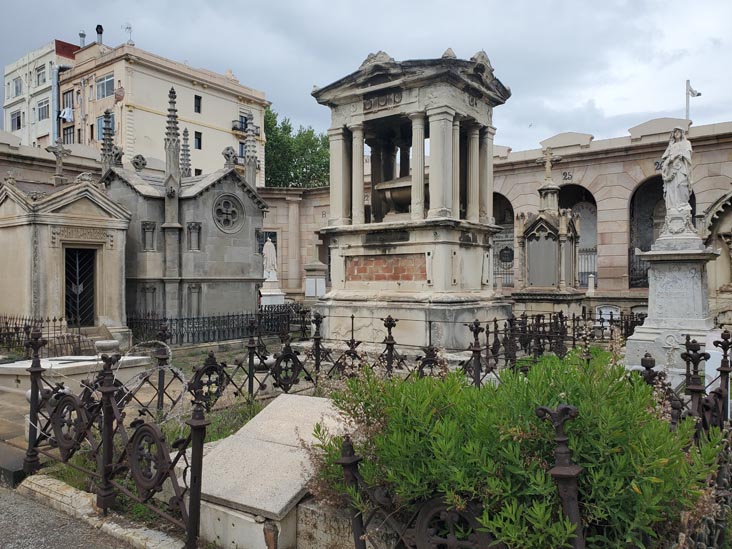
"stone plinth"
626,244,718,374
318,218,510,349
260,279,286,306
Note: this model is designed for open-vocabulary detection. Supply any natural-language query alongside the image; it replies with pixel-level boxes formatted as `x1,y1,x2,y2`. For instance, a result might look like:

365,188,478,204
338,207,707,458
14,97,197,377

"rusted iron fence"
0,315,95,358
126,304,306,345
22,329,206,548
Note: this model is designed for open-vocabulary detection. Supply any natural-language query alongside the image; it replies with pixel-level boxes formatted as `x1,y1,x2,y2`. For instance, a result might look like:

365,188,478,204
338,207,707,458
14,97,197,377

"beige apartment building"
58,28,268,184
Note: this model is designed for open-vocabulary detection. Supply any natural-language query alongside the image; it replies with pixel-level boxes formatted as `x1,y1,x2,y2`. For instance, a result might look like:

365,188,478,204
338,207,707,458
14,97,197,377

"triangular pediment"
524,215,559,240
0,186,31,217
38,182,131,221
180,168,267,211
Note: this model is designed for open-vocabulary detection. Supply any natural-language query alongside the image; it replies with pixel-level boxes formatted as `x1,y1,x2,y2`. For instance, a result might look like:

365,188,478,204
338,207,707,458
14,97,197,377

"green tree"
264,107,329,188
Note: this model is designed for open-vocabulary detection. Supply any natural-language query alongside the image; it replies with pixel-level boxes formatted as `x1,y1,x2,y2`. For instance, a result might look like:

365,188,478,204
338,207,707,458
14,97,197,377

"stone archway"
559,184,596,287
493,192,514,287
628,175,696,287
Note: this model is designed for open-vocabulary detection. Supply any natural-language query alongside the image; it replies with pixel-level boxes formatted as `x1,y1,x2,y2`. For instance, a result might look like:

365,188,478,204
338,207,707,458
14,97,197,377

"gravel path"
0,486,131,549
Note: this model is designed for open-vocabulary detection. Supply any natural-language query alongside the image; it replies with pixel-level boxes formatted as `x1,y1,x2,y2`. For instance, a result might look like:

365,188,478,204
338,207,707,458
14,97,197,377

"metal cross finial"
537,147,563,181
46,141,72,177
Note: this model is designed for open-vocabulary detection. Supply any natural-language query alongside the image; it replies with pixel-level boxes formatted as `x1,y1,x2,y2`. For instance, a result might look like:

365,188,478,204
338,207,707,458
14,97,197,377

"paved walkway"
0,485,131,548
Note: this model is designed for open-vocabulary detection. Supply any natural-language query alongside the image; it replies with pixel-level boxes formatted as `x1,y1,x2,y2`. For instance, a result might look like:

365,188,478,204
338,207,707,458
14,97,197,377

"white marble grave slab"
200,394,346,521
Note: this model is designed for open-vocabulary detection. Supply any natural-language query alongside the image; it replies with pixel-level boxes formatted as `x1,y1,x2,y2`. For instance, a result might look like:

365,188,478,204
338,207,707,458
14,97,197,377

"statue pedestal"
625,236,718,384
260,279,285,306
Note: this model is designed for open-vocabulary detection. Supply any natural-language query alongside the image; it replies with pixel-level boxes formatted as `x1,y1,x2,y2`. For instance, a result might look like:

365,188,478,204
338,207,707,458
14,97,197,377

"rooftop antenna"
122,22,134,46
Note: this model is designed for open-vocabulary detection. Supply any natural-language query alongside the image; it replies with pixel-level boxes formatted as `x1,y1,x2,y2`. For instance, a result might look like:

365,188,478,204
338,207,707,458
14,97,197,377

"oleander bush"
309,349,723,548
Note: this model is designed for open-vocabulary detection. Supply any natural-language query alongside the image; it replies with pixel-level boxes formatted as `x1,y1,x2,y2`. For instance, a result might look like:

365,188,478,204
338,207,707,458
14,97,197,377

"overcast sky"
1,0,730,151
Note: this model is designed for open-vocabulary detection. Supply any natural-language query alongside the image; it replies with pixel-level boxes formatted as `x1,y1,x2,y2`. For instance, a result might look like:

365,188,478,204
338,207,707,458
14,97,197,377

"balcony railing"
232,120,247,132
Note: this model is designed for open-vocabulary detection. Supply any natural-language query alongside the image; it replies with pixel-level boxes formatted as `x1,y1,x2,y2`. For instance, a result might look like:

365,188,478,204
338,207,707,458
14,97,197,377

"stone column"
368,138,384,222
399,139,410,178
479,126,496,223
427,107,455,218
467,123,480,223
328,127,350,225
287,196,302,290
383,141,396,181
559,236,567,290
350,124,365,225
409,113,425,220
452,117,461,219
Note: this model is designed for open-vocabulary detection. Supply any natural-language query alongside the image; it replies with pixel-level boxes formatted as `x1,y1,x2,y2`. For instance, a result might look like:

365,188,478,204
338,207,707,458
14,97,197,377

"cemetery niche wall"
312,49,513,348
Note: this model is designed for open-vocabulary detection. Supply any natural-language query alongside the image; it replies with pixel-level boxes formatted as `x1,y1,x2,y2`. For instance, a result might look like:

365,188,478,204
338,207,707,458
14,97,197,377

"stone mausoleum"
101,89,267,317
312,50,512,348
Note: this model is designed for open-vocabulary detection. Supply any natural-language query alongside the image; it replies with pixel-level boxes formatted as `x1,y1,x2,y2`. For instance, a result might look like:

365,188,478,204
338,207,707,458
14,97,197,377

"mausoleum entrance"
64,247,96,327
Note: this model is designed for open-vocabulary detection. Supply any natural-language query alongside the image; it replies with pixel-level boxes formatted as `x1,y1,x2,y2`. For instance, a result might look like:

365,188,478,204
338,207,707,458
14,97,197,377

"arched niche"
559,184,597,287
493,192,515,287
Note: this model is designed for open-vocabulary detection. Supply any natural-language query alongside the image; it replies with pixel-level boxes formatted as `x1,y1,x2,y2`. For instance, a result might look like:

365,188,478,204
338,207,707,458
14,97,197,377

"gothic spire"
181,128,191,177
100,110,114,171
164,87,181,178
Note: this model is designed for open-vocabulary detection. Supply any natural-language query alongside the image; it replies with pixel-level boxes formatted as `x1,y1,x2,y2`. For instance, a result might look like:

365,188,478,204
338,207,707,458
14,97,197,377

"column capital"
467,122,481,136
348,123,364,133
328,126,347,138
408,111,426,123
481,125,497,138
426,106,456,120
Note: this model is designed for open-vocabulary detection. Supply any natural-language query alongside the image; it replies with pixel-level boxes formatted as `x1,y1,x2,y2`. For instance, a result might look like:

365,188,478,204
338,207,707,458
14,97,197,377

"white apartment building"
58,27,268,184
3,40,77,148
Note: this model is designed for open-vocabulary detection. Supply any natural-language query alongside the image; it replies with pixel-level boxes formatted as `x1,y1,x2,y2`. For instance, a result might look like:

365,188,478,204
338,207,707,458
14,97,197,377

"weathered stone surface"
201,394,345,521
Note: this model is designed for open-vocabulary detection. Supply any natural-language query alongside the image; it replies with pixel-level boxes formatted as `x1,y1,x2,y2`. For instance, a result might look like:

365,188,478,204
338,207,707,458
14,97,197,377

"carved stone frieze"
49,225,115,248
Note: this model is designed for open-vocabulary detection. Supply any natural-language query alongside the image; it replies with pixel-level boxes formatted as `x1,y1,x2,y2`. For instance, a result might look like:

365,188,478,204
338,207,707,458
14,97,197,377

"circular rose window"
213,194,245,233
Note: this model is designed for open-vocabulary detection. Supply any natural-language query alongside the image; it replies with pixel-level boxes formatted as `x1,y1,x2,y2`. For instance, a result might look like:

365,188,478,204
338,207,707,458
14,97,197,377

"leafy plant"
310,349,722,548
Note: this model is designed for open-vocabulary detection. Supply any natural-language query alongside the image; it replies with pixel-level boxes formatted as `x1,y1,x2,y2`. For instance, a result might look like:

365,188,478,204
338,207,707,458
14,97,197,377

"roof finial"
181,128,191,177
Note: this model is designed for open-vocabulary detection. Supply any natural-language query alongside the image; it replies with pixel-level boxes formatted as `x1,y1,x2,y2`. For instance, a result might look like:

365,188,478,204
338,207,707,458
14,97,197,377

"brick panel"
346,254,426,282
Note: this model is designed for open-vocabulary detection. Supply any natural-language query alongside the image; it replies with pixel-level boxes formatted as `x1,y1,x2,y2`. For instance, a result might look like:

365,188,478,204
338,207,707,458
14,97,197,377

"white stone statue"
262,237,278,281
661,127,693,213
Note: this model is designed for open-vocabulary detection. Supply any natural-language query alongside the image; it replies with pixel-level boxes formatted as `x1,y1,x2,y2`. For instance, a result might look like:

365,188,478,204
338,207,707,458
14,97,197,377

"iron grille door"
65,248,95,327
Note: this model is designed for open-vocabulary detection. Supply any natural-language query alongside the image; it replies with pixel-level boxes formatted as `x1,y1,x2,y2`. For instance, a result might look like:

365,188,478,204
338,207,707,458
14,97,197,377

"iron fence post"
312,312,323,375
23,329,47,474
335,435,366,549
382,316,398,375
681,335,709,419
185,386,210,549
155,323,171,412
247,319,257,397
467,320,484,387
537,404,585,549
714,329,732,421
97,353,120,512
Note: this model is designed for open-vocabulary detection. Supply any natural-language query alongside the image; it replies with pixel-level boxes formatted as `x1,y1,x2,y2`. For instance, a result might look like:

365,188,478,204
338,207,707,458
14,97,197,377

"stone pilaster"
467,123,480,222
409,113,425,220
287,196,302,290
328,127,350,225
479,126,496,223
350,124,365,225
427,107,455,218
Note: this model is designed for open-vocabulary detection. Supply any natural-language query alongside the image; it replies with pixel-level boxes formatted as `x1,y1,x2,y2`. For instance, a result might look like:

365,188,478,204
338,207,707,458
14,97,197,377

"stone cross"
537,148,563,181
46,141,72,177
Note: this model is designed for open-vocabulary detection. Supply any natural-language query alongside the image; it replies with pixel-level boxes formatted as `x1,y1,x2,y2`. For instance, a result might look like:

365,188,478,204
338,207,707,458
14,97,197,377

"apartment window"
10,111,21,131
194,169,202,176
62,126,74,145
35,66,46,86
77,128,82,144
13,77,22,97
96,114,115,140
62,90,74,109
239,141,246,158
194,131,202,150
37,99,49,121
194,95,202,113
95,74,114,99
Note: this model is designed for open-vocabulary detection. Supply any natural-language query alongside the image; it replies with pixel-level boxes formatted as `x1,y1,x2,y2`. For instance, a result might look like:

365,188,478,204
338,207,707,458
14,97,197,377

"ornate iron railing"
0,315,94,358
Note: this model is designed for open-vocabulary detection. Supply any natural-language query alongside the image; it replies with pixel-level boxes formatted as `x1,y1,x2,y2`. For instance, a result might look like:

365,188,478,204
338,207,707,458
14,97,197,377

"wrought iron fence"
21,331,206,548
127,304,305,345
629,246,650,288
0,315,95,358
493,244,514,288
578,247,597,287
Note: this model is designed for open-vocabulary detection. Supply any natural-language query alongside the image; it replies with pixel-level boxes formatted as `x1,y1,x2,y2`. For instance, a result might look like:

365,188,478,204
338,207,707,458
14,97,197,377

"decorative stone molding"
141,221,156,251
50,225,115,248
213,194,245,233
187,221,202,251
131,154,147,172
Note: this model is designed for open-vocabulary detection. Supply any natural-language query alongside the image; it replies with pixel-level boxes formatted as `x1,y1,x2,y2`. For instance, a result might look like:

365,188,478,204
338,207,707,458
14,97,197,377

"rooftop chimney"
79,30,86,47
95,24,103,45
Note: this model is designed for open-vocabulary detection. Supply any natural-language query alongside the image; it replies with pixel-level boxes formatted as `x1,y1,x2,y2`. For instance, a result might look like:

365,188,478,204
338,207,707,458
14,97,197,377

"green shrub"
311,349,722,549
